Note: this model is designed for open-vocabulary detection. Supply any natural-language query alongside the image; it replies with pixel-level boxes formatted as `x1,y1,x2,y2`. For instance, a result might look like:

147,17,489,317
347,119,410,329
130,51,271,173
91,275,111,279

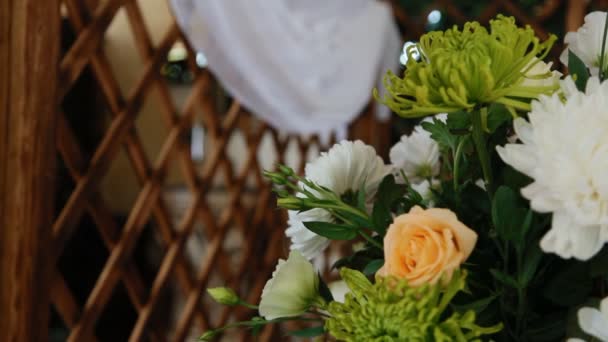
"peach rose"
376,206,477,287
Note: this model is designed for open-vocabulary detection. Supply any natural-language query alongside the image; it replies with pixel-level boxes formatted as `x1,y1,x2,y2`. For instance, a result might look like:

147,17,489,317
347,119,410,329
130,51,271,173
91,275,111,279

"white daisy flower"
567,297,608,342
497,76,608,260
389,114,445,183
560,11,608,76
286,140,392,259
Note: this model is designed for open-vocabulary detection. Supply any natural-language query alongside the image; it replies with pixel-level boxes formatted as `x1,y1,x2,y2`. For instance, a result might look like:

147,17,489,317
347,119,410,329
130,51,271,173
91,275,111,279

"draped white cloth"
170,0,401,140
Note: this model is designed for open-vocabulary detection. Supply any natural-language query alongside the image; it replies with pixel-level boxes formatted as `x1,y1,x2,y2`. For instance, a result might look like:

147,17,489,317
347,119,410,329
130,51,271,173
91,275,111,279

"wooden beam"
0,0,60,341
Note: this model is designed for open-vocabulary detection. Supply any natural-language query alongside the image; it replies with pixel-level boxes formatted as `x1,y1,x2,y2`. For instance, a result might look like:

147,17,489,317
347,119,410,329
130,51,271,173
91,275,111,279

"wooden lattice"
52,0,340,340
2,0,606,341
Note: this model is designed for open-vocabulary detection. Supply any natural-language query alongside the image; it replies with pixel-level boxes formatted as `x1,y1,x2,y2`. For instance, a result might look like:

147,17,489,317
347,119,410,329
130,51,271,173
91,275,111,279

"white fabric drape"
170,0,401,140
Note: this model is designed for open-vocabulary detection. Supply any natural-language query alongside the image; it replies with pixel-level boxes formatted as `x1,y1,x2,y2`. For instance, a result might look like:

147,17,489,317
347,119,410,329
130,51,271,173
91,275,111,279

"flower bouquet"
202,12,608,341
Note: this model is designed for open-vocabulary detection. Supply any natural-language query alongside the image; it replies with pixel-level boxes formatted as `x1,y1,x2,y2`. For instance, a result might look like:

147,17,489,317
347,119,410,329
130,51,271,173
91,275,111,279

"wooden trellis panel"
52,0,337,341
2,0,607,341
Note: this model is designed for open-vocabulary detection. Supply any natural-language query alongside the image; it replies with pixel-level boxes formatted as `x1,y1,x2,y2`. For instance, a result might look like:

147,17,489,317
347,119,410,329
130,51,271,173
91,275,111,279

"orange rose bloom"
376,206,477,287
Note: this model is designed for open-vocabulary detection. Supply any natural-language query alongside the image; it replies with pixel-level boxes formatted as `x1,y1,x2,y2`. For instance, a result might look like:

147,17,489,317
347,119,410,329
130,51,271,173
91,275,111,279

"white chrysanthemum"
560,11,608,76
286,140,392,259
521,58,562,88
567,297,608,342
497,76,608,260
259,251,319,320
390,121,442,183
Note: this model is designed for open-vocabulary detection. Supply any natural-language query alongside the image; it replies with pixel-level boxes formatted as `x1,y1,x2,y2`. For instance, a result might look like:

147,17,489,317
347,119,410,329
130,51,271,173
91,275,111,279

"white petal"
259,251,319,320
512,117,534,145
496,145,536,176
578,306,608,341
521,182,560,213
540,213,604,260
601,297,608,321
328,280,350,303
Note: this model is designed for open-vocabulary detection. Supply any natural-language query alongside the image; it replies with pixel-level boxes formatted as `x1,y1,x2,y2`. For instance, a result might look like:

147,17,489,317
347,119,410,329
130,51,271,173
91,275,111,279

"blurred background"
27,0,608,340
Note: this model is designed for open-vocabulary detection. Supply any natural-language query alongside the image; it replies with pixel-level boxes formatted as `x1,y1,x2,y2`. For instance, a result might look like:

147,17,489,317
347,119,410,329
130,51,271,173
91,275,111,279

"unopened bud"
273,188,289,198
207,287,240,306
278,164,295,177
277,197,305,210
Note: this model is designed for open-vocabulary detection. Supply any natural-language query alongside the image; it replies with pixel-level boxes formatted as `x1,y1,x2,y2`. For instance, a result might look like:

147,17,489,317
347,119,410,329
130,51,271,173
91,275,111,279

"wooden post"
0,0,60,341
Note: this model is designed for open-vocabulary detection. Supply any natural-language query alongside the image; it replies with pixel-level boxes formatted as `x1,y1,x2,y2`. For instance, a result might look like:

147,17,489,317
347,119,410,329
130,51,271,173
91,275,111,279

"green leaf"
519,244,543,285
501,165,533,191
491,187,533,250
486,103,512,133
421,119,459,151
517,209,534,245
527,313,568,341
318,273,334,303
568,50,589,92
303,221,357,240
372,175,406,234
371,202,391,235
340,210,371,228
490,269,520,289
331,247,383,271
362,259,384,276
447,110,471,131
287,326,325,337
451,294,498,314
356,186,367,212
491,186,520,241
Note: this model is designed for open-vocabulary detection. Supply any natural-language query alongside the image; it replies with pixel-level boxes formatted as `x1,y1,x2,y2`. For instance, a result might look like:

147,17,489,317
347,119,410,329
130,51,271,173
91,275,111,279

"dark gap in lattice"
94,282,138,341
133,217,167,289
49,305,70,342
132,217,175,336
55,154,76,222
57,212,109,307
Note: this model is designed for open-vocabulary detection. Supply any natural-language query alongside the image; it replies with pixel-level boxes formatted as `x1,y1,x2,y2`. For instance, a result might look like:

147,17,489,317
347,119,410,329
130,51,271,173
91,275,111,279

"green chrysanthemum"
376,15,558,117
325,268,502,341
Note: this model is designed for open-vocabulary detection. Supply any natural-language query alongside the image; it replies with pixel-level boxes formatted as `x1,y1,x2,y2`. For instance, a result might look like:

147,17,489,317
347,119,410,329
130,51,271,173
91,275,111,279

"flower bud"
278,164,295,177
207,287,240,306
277,197,305,210
263,171,286,185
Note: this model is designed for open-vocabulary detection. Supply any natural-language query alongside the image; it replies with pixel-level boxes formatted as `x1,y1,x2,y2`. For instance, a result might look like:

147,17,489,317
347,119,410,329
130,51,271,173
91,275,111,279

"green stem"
316,203,369,221
471,108,494,197
238,301,259,310
358,230,383,249
599,11,608,81
206,315,324,337
514,248,526,339
453,136,468,191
